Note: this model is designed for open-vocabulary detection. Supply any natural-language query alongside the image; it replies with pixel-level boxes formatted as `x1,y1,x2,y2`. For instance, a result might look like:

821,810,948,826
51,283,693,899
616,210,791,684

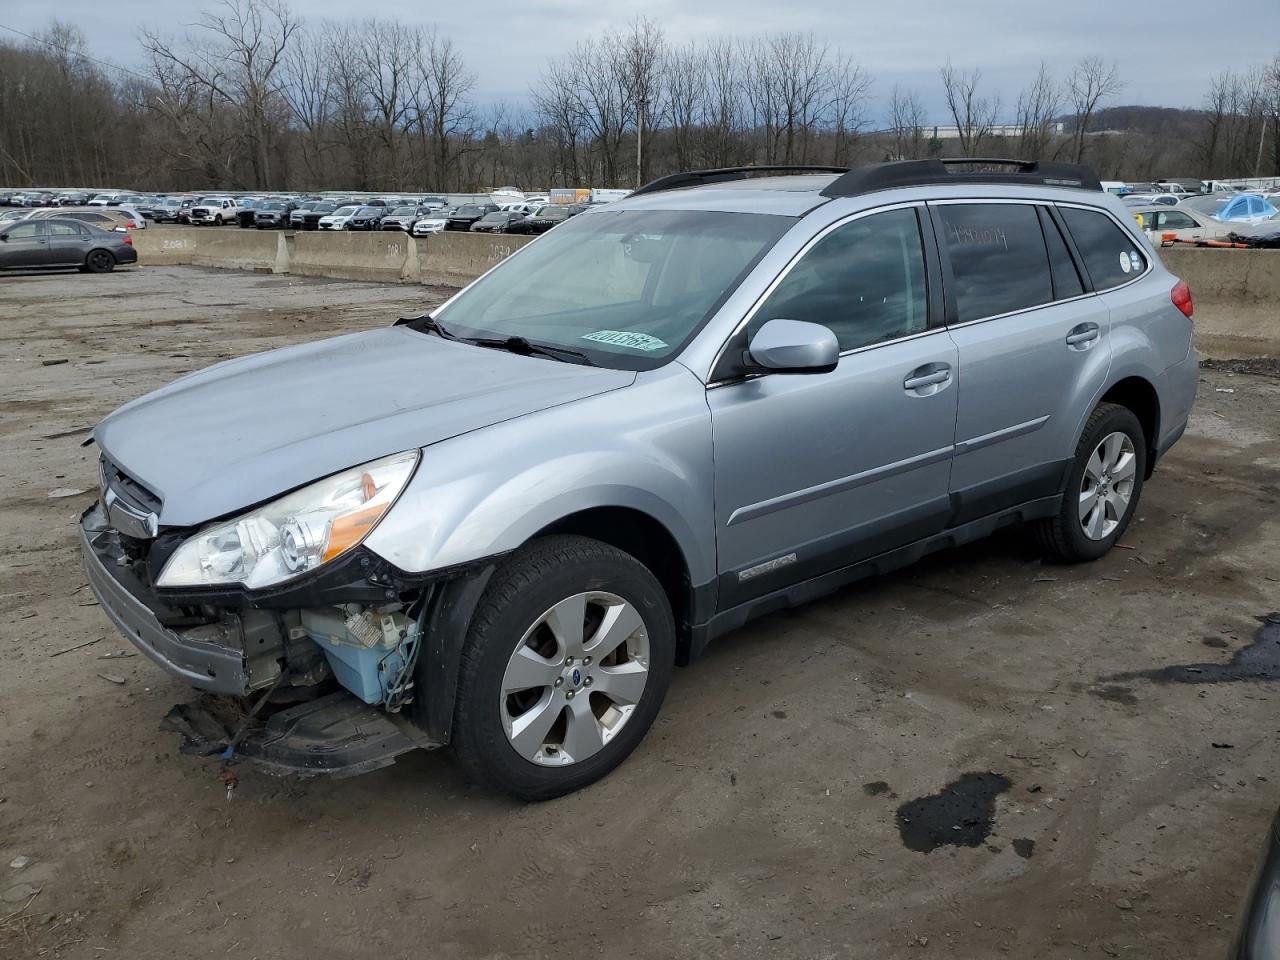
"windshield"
332,206,358,216
432,209,790,371
455,205,484,216
260,202,286,210
480,212,506,222
538,205,569,219
391,207,416,215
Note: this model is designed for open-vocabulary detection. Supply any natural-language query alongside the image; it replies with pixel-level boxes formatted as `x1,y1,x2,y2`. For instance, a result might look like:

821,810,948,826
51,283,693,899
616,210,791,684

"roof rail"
821,158,1102,196
630,165,850,197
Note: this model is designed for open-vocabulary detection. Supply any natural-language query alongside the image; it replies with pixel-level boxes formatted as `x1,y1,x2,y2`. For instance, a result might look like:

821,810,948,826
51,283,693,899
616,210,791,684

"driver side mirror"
747,319,839,374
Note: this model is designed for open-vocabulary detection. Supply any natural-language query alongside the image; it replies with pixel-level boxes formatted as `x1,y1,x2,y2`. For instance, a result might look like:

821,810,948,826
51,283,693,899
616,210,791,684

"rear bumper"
1155,349,1199,464
116,247,138,266
80,504,252,696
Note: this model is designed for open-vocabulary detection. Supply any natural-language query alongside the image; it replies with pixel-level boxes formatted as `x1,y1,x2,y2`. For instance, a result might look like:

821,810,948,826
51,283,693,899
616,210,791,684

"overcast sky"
3,0,1278,122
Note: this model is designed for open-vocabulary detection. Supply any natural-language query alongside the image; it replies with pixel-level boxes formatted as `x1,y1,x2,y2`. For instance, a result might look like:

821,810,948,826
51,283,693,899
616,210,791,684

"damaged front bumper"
81,503,257,696
79,502,451,776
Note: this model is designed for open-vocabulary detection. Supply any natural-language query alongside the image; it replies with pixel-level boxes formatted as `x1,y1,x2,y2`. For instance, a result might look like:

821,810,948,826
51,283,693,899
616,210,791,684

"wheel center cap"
568,667,583,689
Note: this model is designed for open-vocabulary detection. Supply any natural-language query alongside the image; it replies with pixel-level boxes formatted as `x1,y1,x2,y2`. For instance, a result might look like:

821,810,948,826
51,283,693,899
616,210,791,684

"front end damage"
79,500,466,777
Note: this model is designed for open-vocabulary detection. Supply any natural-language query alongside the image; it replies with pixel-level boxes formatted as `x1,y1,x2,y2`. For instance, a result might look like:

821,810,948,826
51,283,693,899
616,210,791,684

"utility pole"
636,94,647,190
1256,115,1269,179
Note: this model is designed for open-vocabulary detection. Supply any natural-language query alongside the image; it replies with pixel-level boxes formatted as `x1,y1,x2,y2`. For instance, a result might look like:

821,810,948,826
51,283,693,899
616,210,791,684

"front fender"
364,363,716,586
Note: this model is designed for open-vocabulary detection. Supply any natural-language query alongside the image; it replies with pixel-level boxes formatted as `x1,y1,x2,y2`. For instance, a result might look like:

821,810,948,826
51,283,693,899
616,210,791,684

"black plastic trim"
632,165,850,197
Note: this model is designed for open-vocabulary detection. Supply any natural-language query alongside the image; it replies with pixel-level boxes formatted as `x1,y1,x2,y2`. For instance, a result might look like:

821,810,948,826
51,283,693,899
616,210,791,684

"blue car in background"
1213,194,1277,224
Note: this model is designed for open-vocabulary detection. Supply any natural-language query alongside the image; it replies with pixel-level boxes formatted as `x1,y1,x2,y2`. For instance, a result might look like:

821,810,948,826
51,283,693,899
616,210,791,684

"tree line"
1,2,1278,192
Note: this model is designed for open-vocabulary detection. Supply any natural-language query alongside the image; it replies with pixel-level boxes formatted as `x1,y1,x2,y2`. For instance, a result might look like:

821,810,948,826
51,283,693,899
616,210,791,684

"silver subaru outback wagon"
79,159,1198,798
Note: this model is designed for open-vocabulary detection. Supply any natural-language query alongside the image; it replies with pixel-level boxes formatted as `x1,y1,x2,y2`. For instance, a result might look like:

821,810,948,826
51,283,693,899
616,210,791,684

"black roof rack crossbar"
820,158,1102,197
631,165,850,197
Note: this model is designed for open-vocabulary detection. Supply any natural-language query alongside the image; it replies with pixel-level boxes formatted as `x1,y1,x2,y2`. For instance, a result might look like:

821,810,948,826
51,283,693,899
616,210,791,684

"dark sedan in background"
445,202,499,231
345,205,388,230
1229,807,1280,958
503,203,584,235
0,217,135,273
470,210,525,233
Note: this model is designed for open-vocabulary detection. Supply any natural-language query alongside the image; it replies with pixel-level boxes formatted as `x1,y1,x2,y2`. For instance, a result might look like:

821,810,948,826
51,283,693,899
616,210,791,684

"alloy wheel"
500,591,650,766
1079,431,1137,540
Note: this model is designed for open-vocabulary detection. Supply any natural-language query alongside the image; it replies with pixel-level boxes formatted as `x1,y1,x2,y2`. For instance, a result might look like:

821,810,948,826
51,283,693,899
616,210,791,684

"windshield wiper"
460,335,595,366
396,313,458,340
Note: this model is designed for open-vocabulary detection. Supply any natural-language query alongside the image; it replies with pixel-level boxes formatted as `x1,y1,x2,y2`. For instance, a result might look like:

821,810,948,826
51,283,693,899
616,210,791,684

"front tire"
451,535,675,800
1032,403,1146,563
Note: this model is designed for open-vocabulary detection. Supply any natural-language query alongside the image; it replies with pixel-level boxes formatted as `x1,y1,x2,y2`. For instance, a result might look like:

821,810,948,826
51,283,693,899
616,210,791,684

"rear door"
0,221,48,267
45,221,90,265
933,200,1113,524
709,204,958,607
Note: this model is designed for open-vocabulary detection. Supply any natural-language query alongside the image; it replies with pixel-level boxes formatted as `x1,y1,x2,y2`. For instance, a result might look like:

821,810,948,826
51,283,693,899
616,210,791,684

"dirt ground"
1,265,1278,959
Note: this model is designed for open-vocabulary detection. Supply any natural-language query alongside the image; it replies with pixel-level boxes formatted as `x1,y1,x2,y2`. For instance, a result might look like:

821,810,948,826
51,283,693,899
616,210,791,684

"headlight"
156,450,418,590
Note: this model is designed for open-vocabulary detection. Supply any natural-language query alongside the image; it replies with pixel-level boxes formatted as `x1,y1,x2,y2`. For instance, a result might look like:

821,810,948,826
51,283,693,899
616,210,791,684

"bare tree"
1015,62,1062,160
940,63,999,158
828,54,872,166
885,85,928,160
141,0,300,188
1067,57,1122,164
664,42,705,173
414,29,476,191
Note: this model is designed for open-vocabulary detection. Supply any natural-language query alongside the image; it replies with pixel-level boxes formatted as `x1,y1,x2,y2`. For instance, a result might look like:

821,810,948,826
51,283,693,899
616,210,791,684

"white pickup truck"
188,197,240,226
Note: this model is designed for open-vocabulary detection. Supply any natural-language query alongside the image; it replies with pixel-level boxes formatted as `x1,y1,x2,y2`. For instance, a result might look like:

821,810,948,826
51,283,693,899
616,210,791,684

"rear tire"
1032,402,1146,563
84,249,115,274
451,535,675,801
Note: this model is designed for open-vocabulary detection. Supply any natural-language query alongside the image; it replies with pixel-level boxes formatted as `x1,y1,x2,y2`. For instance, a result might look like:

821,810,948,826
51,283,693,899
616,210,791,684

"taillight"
122,235,133,245
1171,280,1193,319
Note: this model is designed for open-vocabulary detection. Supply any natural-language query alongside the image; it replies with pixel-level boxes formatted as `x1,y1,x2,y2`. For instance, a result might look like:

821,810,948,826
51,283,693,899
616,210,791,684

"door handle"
1066,323,1100,348
903,363,952,395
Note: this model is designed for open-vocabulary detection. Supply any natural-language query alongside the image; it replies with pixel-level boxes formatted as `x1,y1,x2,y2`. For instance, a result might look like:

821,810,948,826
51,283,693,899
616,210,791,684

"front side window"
1159,211,1197,230
747,207,928,352
939,203,1053,323
433,209,790,370
6,222,41,239
1059,206,1146,291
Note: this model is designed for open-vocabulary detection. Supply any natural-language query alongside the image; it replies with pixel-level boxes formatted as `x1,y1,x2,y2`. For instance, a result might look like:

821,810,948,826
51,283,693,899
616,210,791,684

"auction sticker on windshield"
581,330,668,352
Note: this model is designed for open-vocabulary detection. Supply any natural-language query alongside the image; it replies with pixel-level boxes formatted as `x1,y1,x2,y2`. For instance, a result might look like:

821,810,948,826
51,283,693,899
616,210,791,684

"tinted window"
1039,209,1084,299
48,222,82,236
749,207,928,352
939,204,1052,323
1060,206,1146,291
1159,211,1197,229
6,222,41,239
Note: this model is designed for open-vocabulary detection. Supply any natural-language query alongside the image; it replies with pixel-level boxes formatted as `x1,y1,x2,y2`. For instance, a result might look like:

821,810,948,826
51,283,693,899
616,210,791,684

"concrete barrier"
132,226,203,265
290,231,418,283
418,231,533,287
188,228,280,273
1158,248,1279,358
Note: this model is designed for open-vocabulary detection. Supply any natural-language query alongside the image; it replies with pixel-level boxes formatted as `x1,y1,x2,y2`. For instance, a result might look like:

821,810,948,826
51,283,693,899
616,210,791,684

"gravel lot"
1,265,1278,959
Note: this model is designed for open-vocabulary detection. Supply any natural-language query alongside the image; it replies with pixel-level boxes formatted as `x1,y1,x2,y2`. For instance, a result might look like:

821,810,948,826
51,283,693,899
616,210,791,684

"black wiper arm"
395,313,457,340
461,335,595,366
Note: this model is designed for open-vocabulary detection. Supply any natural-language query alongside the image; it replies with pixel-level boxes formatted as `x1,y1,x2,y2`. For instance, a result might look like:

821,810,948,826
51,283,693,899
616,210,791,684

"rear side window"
938,203,1052,323
1060,206,1146,290
48,222,82,236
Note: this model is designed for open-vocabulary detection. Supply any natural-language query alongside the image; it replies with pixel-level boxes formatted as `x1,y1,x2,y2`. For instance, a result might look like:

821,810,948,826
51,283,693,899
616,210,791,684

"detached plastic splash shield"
161,691,437,779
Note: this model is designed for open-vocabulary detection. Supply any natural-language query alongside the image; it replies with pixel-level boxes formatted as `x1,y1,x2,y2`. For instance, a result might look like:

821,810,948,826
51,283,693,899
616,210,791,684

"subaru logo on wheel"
571,668,582,687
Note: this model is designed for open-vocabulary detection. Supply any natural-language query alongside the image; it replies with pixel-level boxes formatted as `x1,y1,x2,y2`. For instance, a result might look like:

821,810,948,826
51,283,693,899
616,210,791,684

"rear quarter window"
1059,206,1147,291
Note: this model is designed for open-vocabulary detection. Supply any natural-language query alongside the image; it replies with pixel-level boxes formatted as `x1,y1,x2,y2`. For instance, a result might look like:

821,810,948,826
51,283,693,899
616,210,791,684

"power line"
0,21,152,84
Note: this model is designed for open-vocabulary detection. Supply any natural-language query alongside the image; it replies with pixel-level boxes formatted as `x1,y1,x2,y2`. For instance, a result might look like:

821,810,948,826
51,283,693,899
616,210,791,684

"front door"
1,221,48,267
45,221,91,265
709,205,958,609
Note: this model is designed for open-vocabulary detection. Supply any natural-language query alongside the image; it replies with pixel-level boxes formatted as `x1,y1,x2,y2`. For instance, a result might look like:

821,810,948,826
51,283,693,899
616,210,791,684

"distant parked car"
318,205,359,230
419,195,448,211
380,206,434,232
254,200,296,229
445,202,499,231
346,205,388,231
1183,193,1278,224
504,204,584,235
57,191,92,206
1130,205,1232,244
0,217,136,272
470,211,524,233
116,205,148,230
1122,193,1179,207
29,207,135,233
236,198,264,228
412,211,450,236
189,197,241,225
300,201,351,231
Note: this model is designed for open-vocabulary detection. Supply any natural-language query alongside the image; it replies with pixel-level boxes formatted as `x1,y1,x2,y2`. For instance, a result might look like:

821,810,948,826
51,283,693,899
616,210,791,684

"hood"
95,326,635,527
